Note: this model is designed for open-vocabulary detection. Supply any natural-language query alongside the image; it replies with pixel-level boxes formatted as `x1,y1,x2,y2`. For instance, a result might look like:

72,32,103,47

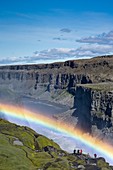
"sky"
0,0,113,65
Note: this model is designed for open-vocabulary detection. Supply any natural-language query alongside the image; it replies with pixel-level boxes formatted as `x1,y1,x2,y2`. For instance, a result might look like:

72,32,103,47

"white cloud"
76,30,113,45
0,43,113,65
31,44,113,60
76,44,113,55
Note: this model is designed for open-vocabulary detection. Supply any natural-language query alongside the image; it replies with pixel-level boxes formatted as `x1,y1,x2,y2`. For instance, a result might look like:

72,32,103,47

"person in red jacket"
80,149,82,154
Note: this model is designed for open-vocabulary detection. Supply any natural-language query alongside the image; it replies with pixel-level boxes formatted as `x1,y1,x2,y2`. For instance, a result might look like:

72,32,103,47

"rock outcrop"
0,119,112,170
72,84,113,143
0,55,113,95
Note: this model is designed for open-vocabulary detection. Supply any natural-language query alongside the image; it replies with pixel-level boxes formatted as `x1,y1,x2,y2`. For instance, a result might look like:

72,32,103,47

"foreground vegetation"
0,119,112,170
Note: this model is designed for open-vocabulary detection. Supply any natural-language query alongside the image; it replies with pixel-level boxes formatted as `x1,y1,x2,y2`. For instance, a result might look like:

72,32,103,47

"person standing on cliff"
77,150,79,154
80,149,82,154
94,153,97,159
73,149,76,155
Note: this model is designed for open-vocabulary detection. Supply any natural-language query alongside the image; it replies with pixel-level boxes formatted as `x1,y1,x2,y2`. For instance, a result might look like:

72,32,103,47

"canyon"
0,55,113,144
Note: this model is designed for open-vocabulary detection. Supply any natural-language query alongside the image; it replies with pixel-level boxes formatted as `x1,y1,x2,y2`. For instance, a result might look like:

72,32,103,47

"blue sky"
0,0,113,65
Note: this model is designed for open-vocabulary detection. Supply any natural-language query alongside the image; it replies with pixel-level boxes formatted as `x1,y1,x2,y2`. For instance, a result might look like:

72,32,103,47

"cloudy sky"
0,0,113,65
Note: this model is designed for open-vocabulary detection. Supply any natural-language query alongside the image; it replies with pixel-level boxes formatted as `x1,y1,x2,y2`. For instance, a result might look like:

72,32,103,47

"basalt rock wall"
0,70,92,95
0,56,113,142
72,86,113,143
1,55,113,95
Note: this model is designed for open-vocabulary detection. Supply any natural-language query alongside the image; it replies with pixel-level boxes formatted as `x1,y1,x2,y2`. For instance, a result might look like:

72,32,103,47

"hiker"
80,149,82,154
94,153,97,159
73,149,76,154
77,150,79,154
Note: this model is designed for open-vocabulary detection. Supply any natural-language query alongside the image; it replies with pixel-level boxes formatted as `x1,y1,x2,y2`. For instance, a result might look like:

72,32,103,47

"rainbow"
0,102,113,163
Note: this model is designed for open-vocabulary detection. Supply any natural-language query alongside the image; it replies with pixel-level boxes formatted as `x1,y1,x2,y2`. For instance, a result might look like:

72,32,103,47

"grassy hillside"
0,119,112,170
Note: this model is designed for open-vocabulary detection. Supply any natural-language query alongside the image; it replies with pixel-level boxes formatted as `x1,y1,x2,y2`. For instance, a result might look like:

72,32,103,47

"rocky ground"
0,119,112,170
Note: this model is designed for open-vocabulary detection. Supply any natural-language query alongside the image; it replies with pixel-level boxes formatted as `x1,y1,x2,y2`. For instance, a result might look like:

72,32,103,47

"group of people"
73,149,97,159
73,149,82,155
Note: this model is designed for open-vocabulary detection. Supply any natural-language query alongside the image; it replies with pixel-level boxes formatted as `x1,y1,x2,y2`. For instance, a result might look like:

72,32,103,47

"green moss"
0,142,35,170
66,154,78,162
97,159,110,169
36,135,60,150
29,152,53,168
0,119,62,169
76,159,86,165
0,119,112,170
0,133,10,145
0,120,35,149
46,159,70,170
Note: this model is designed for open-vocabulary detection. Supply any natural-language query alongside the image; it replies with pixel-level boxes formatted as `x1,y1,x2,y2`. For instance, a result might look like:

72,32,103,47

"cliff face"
72,85,113,143
0,55,113,142
0,69,92,107
0,55,113,93
72,87,92,133
91,89,113,143
0,71,91,90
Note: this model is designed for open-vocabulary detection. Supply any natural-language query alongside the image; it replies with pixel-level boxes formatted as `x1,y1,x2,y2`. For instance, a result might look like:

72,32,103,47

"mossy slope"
0,119,112,170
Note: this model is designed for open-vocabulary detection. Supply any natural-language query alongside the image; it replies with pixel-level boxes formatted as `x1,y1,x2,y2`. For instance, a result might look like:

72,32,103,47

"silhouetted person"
77,150,79,154
73,149,76,154
94,153,97,159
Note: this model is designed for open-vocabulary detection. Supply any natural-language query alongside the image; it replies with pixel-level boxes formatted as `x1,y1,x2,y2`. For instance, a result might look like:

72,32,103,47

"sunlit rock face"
0,55,113,98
